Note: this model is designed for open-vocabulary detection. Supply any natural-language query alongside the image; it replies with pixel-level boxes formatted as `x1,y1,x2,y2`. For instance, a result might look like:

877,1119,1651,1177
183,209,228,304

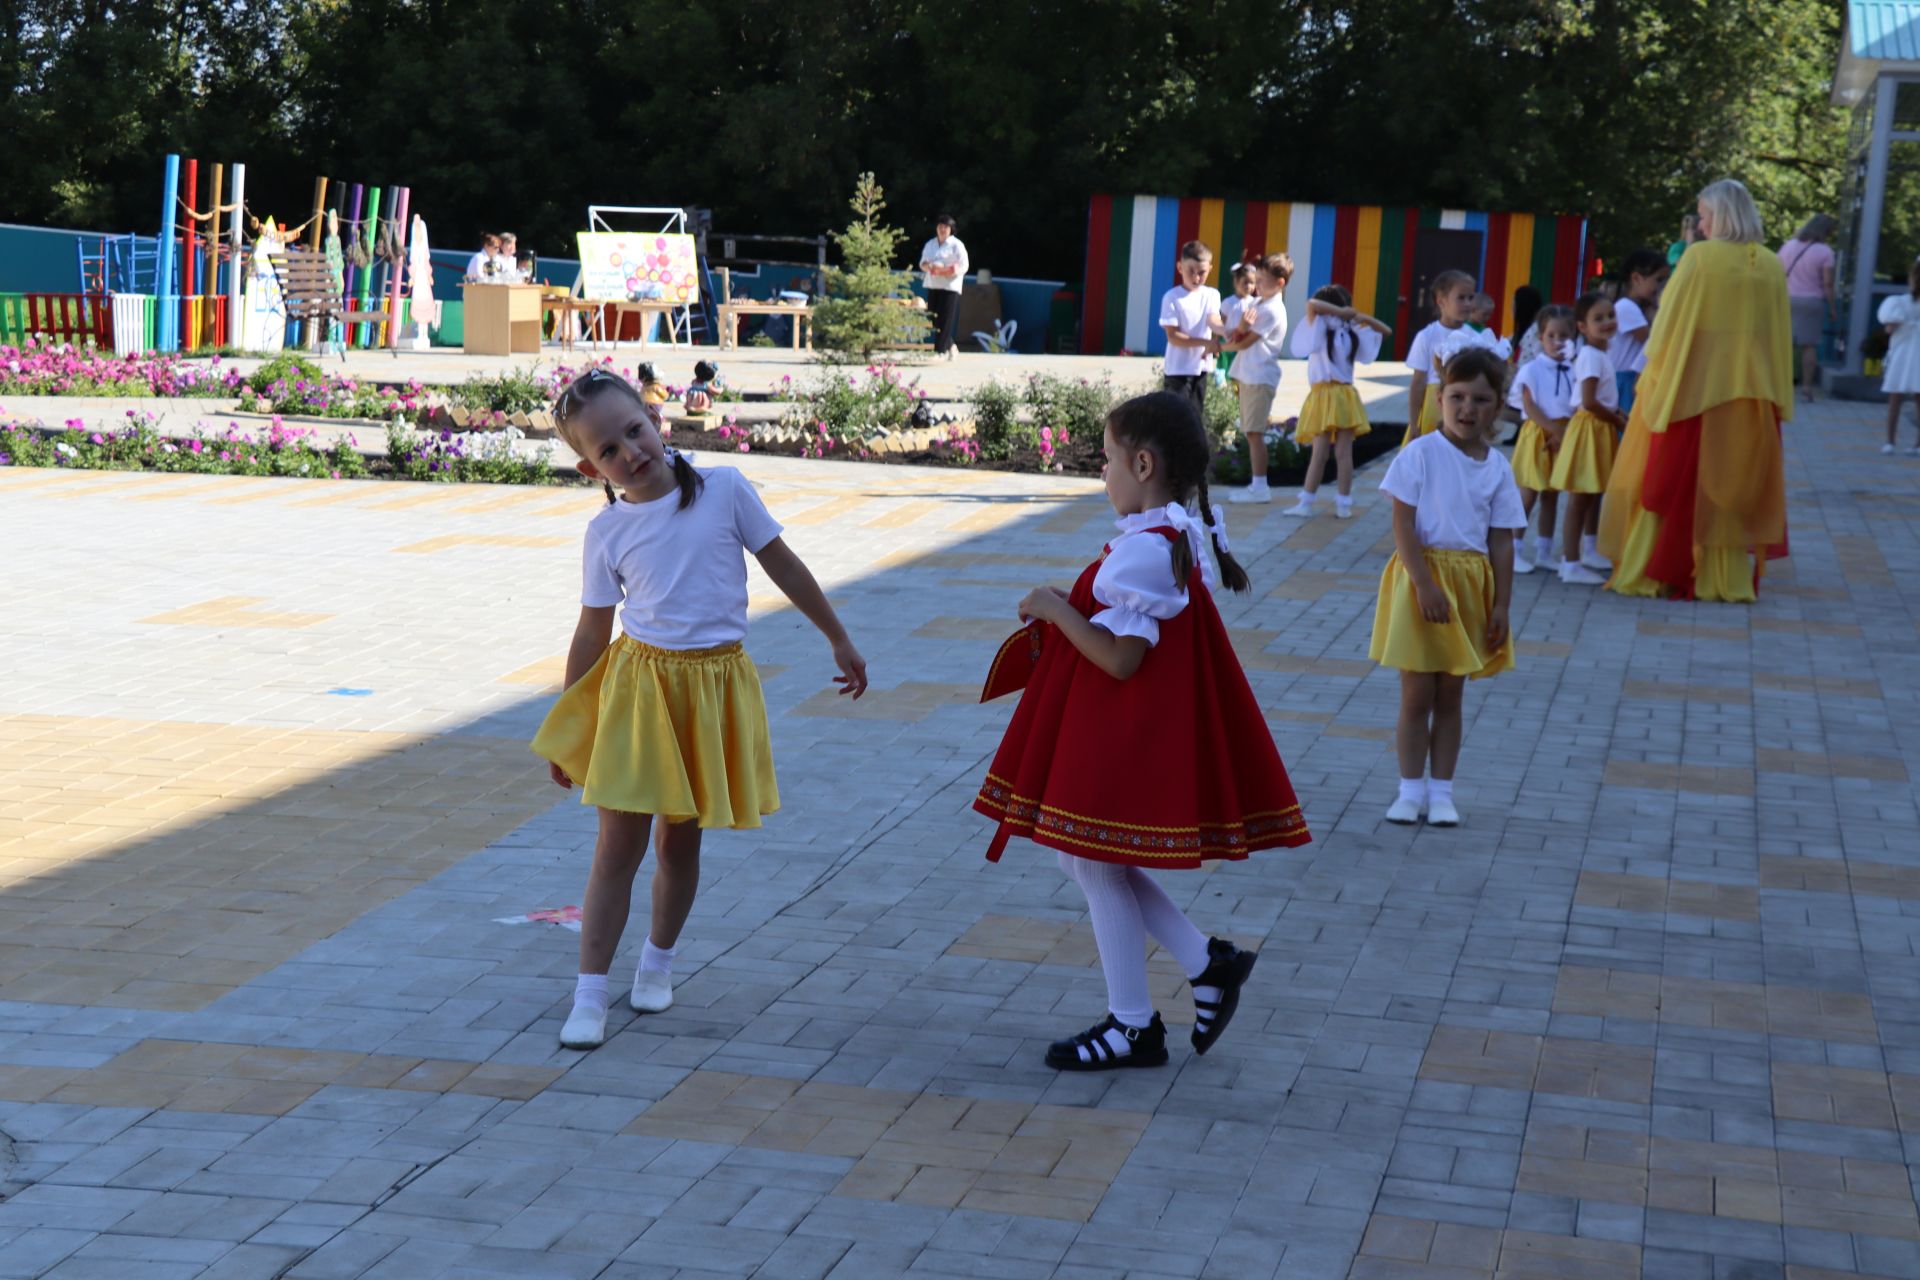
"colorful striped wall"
1080,196,1588,359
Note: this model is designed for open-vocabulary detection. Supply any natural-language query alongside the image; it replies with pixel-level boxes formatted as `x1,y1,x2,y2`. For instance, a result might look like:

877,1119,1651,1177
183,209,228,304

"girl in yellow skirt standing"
1370,349,1524,828
534,369,869,1050
1285,284,1388,519
1507,305,1577,574
1551,293,1626,585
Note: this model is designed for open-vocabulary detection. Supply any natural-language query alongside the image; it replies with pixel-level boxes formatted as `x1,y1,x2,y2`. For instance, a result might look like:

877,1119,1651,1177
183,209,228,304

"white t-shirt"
1572,344,1619,411
1611,298,1651,374
580,465,784,649
1510,352,1577,418
466,250,494,280
1088,504,1219,646
1380,431,1527,555
1159,285,1222,377
920,236,968,293
1229,294,1288,388
1291,313,1383,384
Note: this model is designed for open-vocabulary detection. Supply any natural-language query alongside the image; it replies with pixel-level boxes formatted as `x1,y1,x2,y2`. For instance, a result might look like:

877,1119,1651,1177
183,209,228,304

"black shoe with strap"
1190,937,1257,1055
1044,1013,1170,1072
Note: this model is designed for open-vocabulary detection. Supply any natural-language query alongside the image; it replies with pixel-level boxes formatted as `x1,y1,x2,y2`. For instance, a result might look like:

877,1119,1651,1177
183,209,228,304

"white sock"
639,938,676,978
1293,490,1314,505
1429,779,1454,805
573,973,609,1013
1248,476,1269,493
1398,777,1428,806
1057,853,1154,1045
1581,534,1598,557
1335,493,1352,508
1534,535,1553,561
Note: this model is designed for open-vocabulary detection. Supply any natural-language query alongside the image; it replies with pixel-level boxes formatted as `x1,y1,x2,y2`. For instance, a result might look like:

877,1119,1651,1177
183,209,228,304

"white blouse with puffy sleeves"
1088,503,1224,646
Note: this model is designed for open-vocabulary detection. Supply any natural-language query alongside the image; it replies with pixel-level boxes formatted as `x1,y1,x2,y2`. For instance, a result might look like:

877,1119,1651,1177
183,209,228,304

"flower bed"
0,411,563,486
0,336,247,398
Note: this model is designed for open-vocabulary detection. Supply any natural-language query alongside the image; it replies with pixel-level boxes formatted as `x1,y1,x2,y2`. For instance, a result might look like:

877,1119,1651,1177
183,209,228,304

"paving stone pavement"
2,394,1920,1278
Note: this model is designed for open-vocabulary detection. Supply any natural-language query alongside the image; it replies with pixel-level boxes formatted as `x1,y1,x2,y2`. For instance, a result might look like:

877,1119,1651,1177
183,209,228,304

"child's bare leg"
1428,676,1466,780
1397,672,1437,780
648,819,703,951
1538,490,1560,542
1247,426,1269,484
1583,498,1601,536
1334,430,1356,496
1562,494,1592,564
579,808,653,975
1890,394,1907,445
1303,434,1330,494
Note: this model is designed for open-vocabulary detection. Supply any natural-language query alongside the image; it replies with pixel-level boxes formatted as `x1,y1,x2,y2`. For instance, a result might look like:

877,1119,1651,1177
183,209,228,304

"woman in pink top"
1779,214,1836,402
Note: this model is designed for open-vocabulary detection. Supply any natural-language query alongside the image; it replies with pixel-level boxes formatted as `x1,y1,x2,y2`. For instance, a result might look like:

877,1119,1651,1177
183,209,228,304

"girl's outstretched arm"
754,537,868,698
550,605,616,788
1017,587,1150,681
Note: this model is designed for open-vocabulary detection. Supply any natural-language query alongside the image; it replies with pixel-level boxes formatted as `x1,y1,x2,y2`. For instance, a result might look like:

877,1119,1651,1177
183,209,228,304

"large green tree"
0,0,1850,284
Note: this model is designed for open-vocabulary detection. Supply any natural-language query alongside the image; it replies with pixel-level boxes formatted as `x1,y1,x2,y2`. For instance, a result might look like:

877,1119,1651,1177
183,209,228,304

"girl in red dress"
975,391,1311,1072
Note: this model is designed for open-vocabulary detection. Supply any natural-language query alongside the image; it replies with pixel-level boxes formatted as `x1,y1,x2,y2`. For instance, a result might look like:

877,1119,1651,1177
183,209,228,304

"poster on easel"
575,232,700,303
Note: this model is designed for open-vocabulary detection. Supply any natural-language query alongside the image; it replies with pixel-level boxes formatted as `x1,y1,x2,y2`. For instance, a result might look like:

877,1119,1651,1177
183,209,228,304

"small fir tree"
812,173,931,358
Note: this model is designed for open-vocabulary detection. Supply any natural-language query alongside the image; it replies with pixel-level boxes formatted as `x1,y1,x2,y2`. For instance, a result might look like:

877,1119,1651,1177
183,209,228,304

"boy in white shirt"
1158,241,1225,422
1609,248,1667,415
1220,253,1294,503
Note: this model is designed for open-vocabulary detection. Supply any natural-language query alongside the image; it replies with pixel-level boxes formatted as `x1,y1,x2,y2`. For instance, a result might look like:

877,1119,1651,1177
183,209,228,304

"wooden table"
717,300,813,351
462,283,545,356
540,294,602,352
607,300,686,347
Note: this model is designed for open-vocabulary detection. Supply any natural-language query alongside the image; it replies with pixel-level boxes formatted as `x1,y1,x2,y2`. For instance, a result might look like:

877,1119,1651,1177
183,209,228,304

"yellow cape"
1600,241,1793,581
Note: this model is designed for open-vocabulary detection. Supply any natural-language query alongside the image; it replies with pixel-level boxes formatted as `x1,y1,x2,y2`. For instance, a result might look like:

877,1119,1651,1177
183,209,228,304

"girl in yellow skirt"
1507,305,1576,574
1285,284,1388,519
1405,272,1509,441
535,369,869,1049
1370,348,1524,828
1551,293,1627,585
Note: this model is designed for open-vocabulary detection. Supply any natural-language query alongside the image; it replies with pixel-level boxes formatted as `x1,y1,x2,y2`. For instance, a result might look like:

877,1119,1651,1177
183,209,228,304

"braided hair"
1105,392,1250,594
553,368,704,509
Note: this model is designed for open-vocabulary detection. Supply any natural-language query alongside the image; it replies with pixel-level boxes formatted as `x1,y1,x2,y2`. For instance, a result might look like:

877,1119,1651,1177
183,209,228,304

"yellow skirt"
1404,383,1441,444
1606,506,1758,603
1550,410,1616,493
1511,421,1555,491
530,636,779,826
1369,549,1514,680
1295,382,1371,442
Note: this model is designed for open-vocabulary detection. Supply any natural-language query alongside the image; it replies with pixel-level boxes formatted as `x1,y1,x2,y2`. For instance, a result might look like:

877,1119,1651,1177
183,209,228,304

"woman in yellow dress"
1600,179,1792,602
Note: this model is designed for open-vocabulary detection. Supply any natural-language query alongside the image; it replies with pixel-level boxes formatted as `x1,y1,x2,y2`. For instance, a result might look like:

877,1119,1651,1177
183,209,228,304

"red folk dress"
974,506,1311,868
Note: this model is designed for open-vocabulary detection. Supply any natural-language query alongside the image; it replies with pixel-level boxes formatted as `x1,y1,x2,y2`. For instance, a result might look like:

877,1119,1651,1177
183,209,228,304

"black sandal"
1045,1013,1170,1072
1190,938,1257,1055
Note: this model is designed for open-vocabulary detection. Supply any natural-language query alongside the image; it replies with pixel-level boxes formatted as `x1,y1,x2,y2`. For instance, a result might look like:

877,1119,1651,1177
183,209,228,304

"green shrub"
450,367,551,415
777,365,922,442
0,413,369,478
969,379,1024,459
385,422,555,484
247,353,325,396
1025,373,1120,443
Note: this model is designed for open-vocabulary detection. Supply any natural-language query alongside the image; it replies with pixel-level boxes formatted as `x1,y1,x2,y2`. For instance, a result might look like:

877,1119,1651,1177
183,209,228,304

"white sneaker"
629,970,674,1014
1883,443,1898,455
1282,498,1314,517
1908,445,1920,457
1427,797,1460,827
1558,560,1606,585
1385,796,1424,825
1230,485,1273,505
1580,551,1613,572
1334,501,1353,520
1513,549,1536,575
560,1003,607,1049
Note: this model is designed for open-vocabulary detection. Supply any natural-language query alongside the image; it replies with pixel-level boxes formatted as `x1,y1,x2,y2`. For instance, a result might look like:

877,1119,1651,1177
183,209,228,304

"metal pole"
228,163,246,346
157,154,179,351
1848,75,1896,377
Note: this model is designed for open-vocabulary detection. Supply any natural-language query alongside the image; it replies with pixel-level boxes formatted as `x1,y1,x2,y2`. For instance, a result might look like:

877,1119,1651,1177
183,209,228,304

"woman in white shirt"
919,214,969,360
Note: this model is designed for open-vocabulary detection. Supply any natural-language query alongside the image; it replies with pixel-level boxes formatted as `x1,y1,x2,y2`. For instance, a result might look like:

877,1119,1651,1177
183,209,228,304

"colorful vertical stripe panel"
1078,195,1589,358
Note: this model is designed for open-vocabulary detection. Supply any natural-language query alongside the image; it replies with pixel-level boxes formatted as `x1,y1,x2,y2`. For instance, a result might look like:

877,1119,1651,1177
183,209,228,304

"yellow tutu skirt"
1295,382,1371,443
1404,383,1441,444
1369,549,1515,680
1511,421,1555,491
530,636,779,826
1550,410,1616,493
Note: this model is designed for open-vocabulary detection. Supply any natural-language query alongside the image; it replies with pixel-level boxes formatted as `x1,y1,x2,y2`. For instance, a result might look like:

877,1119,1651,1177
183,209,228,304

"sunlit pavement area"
4,393,1920,1278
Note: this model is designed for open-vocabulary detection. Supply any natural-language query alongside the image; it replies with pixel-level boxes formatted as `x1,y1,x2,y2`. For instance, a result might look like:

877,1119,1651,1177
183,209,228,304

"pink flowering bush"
776,363,921,444
0,335,246,398
0,410,365,477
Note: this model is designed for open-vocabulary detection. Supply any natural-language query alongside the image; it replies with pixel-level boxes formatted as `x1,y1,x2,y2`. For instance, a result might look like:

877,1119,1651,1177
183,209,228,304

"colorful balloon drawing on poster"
575,232,701,304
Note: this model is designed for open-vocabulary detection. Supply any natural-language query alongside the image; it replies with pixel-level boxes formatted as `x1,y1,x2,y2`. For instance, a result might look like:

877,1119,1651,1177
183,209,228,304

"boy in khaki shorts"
1223,252,1294,504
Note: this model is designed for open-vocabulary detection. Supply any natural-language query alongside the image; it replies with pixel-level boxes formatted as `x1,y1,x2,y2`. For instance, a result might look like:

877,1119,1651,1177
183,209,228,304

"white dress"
1878,294,1920,394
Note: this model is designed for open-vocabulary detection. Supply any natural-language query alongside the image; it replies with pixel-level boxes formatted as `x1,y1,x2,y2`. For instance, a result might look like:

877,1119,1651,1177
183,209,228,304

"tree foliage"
0,0,1853,288
811,173,930,356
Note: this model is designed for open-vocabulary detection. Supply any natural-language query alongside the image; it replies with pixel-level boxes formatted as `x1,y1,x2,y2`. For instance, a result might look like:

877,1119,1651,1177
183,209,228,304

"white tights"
1057,852,1211,1027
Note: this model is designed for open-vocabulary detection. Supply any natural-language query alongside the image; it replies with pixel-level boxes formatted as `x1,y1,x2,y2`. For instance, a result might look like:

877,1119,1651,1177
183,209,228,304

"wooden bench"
269,246,394,358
